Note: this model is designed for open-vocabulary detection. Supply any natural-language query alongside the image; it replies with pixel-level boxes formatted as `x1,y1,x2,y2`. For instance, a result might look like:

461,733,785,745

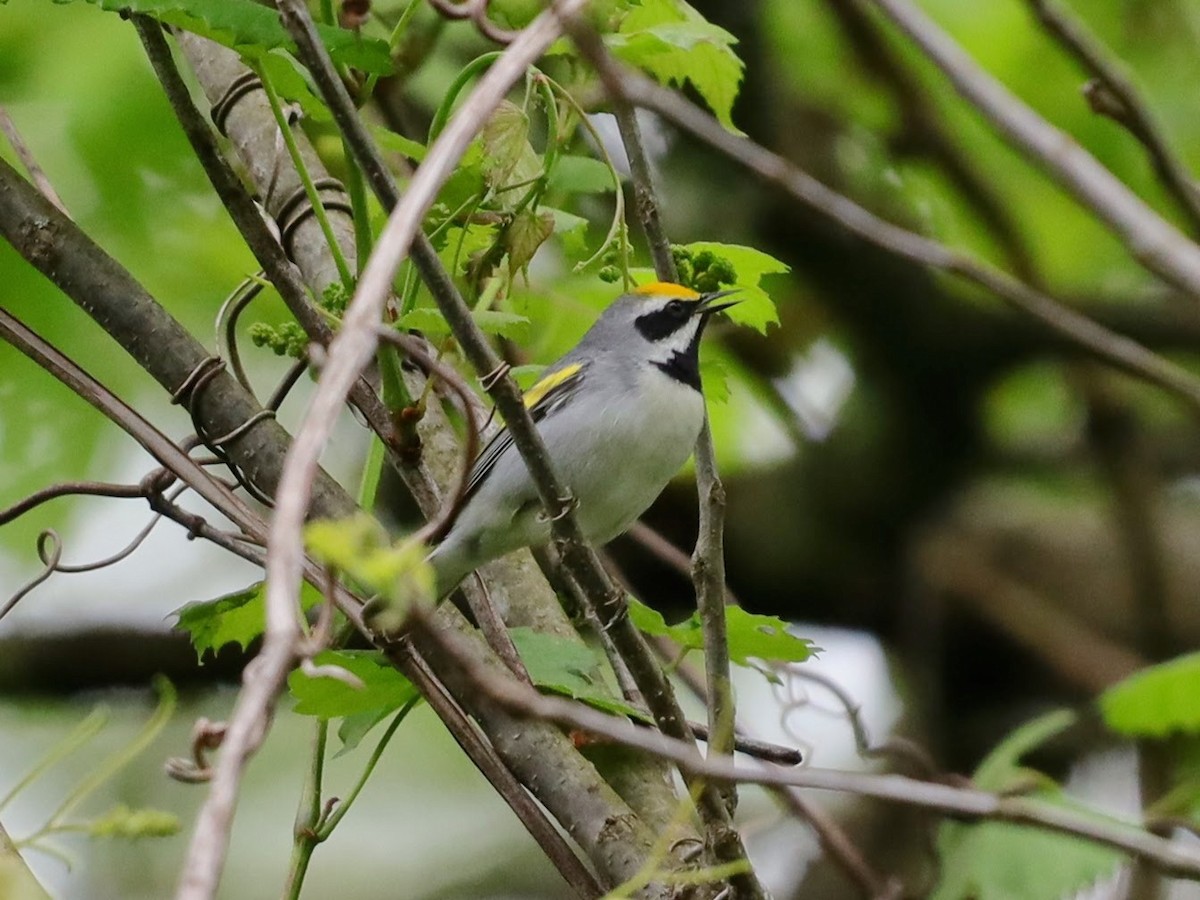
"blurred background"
3,0,1200,896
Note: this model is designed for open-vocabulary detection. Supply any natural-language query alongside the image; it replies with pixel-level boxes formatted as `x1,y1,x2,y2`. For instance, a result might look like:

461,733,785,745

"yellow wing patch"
634,281,701,300
524,362,583,409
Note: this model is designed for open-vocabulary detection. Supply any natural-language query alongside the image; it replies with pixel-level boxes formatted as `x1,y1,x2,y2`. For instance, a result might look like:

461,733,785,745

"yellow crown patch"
633,281,701,301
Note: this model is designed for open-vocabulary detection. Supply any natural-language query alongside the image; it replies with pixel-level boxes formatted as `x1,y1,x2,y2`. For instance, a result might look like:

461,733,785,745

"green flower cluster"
672,245,736,293
248,282,350,359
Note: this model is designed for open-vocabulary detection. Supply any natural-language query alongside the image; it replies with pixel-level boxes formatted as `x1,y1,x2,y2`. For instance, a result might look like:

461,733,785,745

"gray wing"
463,361,589,499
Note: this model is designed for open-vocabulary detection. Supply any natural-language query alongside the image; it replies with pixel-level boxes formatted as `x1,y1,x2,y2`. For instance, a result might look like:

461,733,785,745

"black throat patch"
652,325,704,391
654,350,702,391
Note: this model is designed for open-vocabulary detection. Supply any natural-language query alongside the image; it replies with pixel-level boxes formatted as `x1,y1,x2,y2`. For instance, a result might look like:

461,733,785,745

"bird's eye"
666,299,687,317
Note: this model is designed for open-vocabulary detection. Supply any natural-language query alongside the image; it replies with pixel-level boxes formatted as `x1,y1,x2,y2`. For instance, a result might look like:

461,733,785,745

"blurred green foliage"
5,0,1200,894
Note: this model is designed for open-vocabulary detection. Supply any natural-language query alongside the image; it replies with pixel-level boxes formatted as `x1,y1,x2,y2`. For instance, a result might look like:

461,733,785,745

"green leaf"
305,514,434,619
973,709,1077,790
371,126,427,163
682,241,789,333
1100,652,1200,738
88,804,180,840
509,628,648,719
932,817,1123,900
932,710,1124,900
627,598,816,666
289,650,419,718
436,222,499,277
173,581,321,661
507,208,555,275
549,155,618,195
724,607,817,666
480,101,542,191
546,207,591,260
611,0,744,131
58,0,393,73
335,708,396,756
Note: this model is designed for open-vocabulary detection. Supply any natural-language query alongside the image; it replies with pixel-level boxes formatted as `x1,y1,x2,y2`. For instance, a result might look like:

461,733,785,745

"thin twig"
133,18,414,496
0,309,262,541
1023,0,1200,234
863,0,1200,299
599,40,748,878
681,721,803,767
374,330,479,546
0,481,149,527
409,609,1200,882
822,0,1039,282
388,645,602,897
279,0,707,830
573,63,1200,416
165,20,681,894
627,522,745,608
778,789,904,900
667,648,903,898
0,106,68,215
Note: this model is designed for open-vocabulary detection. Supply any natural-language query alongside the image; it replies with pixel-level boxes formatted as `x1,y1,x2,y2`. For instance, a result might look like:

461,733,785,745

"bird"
427,281,739,598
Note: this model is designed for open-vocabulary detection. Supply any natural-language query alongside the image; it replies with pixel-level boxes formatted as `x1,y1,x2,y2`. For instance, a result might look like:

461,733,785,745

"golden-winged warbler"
429,281,738,596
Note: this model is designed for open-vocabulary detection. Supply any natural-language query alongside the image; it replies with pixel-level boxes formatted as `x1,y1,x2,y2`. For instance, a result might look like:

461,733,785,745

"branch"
592,34,750,886
273,0,706,830
132,18,421,504
168,18,691,882
0,309,262,539
410,609,1200,882
863,0,1200,299
0,156,353,516
0,107,67,216
258,3,690,894
822,0,1039,282
384,643,603,898
1023,0,1200,235
573,65,1200,416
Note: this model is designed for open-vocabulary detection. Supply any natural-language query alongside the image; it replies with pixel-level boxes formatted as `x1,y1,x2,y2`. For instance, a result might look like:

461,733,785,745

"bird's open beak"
697,289,740,316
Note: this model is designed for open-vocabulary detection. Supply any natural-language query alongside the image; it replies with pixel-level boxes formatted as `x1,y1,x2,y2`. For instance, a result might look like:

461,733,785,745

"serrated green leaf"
305,515,434,617
549,155,618,195
88,804,180,840
60,0,393,73
1100,652,1200,738
973,709,1076,790
436,222,499,277
626,596,674,636
932,710,1123,900
724,607,817,665
289,650,419,718
510,628,648,720
475,309,532,339
611,0,744,131
627,598,815,666
481,101,542,192
932,817,1122,900
335,708,395,756
688,241,788,333
172,581,321,661
507,208,555,275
